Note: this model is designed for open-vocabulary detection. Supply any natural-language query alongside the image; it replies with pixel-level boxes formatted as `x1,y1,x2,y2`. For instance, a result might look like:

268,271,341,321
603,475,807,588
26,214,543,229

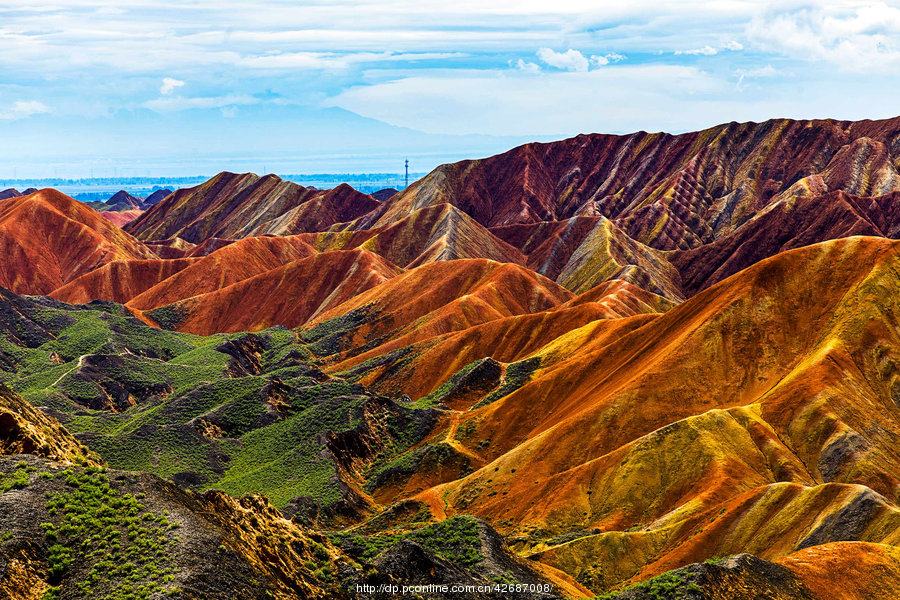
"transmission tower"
404,159,409,189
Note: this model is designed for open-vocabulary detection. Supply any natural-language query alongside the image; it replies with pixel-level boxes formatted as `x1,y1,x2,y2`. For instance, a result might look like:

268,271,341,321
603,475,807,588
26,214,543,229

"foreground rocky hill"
0,382,568,599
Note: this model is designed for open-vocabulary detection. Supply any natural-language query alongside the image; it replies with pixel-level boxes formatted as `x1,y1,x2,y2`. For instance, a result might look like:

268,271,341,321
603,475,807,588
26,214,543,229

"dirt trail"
443,411,485,465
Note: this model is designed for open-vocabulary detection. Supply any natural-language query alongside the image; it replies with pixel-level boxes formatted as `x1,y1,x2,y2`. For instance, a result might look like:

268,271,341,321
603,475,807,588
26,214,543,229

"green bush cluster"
331,516,484,567
595,570,703,599
1,295,437,514
41,466,179,600
0,463,32,492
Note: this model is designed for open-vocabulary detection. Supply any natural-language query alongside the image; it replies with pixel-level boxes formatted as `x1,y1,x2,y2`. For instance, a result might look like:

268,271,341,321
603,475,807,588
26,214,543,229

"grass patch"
330,515,484,567
596,570,703,599
41,466,178,599
472,357,541,409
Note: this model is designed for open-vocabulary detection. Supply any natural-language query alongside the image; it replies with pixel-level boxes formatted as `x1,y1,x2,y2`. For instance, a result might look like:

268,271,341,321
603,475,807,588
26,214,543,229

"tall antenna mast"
404,159,409,189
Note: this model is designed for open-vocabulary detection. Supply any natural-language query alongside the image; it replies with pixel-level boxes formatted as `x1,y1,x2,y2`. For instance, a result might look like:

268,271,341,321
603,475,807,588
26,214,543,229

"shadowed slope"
491,217,602,279
143,188,173,206
50,258,198,305
238,183,380,237
126,235,318,311
671,189,900,294
0,189,156,294
105,190,144,211
145,249,401,335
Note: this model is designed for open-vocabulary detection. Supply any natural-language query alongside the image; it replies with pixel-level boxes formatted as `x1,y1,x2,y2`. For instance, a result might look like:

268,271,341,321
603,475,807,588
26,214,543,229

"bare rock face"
217,333,266,376
0,189,157,295
144,188,173,206
0,384,97,465
0,457,353,600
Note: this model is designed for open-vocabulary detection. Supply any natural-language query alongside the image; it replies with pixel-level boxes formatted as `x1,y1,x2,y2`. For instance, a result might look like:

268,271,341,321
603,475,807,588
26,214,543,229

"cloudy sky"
2,0,900,177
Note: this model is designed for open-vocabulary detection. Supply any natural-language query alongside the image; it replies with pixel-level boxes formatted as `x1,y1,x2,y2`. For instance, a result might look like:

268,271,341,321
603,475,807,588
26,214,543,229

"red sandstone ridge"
141,248,401,335
0,189,156,294
100,209,143,227
126,172,379,243
50,258,198,305
297,203,526,268
358,117,900,250
125,235,318,311
303,258,573,359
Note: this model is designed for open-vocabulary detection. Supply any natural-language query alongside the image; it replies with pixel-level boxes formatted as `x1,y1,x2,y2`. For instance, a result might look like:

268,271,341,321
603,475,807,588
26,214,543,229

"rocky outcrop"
0,385,97,465
604,555,816,600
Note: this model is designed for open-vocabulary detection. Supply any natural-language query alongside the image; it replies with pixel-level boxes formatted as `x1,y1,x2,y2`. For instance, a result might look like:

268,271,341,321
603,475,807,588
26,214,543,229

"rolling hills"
0,189,156,294
6,116,900,598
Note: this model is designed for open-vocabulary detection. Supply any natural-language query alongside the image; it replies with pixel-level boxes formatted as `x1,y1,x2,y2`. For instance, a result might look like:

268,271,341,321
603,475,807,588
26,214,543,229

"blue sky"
2,1,900,177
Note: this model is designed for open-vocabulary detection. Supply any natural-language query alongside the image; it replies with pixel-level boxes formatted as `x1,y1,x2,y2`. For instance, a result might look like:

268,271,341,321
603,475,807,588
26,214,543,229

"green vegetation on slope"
0,292,435,513
330,515,484,566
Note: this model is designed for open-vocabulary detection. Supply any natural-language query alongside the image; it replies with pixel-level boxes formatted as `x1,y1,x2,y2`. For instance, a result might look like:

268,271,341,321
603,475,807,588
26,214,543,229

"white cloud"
0,100,50,120
236,51,467,71
536,48,589,72
512,59,541,73
329,65,727,136
675,39,744,56
237,52,349,71
747,2,900,69
737,64,778,78
591,52,626,66
734,63,779,90
160,77,184,95
675,45,719,55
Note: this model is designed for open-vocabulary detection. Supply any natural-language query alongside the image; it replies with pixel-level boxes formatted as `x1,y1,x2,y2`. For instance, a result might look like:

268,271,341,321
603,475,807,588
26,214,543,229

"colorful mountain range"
4,116,900,599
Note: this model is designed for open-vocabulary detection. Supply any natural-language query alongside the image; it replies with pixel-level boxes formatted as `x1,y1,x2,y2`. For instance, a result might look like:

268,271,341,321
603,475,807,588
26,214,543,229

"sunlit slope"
140,249,401,335
125,235,317,311
779,542,900,600
50,258,198,305
328,281,671,401
298,203,526,268
555,217,683,299
0,189,156,294
303,259,573,360
378,236,900,591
